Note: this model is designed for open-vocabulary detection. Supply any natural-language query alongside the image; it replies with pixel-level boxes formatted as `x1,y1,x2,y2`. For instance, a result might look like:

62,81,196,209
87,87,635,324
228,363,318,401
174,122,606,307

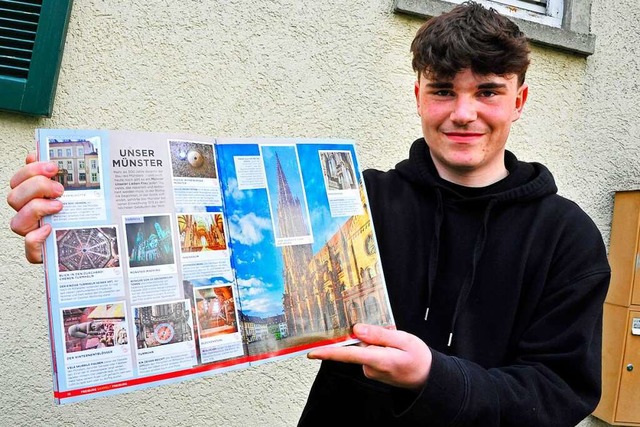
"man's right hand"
7,153,64,263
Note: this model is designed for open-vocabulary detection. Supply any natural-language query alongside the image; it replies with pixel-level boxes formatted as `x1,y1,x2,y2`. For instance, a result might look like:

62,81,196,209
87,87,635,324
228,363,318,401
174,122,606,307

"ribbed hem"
393,349,467,425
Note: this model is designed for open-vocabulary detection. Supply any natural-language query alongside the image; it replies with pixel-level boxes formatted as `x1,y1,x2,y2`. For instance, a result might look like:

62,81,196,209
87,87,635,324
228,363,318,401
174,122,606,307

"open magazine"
37,129,395,404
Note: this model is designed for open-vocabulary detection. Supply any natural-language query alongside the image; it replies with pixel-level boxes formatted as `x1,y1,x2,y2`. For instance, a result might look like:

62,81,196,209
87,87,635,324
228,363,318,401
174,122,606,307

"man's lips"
443,131,485,142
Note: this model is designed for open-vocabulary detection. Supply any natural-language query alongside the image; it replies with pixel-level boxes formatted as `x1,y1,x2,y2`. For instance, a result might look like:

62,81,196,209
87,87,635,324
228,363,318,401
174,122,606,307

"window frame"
394,0,595,56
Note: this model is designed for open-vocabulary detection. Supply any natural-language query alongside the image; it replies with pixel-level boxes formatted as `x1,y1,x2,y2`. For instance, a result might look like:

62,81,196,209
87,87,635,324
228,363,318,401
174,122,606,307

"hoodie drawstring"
448,198,497,346
424,188,444,322
425,195,498,348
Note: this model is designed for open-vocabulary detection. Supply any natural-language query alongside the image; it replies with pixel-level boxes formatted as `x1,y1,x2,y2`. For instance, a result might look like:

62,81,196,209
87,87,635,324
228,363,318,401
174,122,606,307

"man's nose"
450,96,477,124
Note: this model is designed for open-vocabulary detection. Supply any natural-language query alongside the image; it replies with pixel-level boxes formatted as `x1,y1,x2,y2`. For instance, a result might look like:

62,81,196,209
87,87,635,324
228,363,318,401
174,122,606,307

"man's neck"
431,156,509,188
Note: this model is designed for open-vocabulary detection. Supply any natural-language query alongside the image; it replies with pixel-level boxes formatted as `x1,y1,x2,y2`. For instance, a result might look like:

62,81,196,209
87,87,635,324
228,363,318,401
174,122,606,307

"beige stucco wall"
0,0,637,425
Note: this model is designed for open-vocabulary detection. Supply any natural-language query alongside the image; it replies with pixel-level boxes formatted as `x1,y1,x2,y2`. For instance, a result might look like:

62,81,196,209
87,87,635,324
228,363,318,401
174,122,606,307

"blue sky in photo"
188,277,234,288
216,141,361,318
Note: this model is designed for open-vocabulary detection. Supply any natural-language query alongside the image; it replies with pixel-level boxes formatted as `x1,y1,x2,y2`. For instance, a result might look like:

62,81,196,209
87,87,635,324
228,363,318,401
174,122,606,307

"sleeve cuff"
393,348,468,425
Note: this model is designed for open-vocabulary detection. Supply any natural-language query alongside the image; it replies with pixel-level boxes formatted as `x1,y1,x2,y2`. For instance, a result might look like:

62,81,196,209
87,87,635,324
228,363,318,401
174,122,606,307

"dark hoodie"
298,138,610,427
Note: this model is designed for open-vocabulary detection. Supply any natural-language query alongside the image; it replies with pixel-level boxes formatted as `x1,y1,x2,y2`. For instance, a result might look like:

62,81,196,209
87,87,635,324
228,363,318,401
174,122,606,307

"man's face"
414,68,528,186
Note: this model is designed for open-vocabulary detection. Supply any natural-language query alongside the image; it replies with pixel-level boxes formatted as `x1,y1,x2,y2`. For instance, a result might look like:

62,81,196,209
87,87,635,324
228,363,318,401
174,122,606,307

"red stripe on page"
53,356,251,399
53,326,394,401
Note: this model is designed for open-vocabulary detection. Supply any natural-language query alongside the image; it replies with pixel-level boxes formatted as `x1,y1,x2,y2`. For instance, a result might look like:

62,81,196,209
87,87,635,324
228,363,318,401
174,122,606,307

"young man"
7,3,610,426
297,3,610,427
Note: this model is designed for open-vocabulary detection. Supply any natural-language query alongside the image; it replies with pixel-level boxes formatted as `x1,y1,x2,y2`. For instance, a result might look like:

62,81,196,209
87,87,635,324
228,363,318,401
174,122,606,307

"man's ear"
414,80,421,117
512,83,529,122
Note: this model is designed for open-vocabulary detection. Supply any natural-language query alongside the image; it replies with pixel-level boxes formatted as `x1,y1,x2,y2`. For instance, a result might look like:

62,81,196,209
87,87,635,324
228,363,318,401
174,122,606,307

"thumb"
352,323,410,350
24,224,52,263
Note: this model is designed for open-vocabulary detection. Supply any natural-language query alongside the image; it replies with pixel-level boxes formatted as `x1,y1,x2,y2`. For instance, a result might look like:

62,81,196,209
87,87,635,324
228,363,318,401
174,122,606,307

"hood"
395,138,558,204
394,138,558,347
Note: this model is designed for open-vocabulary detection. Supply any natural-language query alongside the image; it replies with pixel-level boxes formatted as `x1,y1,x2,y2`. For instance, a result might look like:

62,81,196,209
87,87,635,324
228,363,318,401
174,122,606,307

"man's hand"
7,153,64,263
308,323,432,390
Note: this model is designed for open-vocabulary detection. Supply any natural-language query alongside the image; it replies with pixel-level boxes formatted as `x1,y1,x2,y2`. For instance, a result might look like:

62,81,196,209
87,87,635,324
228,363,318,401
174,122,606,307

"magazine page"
215,138,395,364
38,129,247,404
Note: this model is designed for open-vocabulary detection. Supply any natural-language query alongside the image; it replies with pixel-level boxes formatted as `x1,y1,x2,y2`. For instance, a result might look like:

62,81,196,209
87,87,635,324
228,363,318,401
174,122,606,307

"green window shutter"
0,0,72,117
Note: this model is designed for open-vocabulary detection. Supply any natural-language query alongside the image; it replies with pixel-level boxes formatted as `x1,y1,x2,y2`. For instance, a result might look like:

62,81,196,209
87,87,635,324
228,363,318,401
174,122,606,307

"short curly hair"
410,1,530,85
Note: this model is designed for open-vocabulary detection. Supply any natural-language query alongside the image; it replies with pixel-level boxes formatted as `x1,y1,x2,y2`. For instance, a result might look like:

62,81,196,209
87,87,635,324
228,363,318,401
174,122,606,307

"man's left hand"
308,323,432,390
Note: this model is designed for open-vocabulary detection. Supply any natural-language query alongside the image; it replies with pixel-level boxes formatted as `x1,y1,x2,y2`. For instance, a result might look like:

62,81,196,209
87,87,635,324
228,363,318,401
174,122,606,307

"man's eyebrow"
424,82,508,89
425,82,453,89
478,82,507,89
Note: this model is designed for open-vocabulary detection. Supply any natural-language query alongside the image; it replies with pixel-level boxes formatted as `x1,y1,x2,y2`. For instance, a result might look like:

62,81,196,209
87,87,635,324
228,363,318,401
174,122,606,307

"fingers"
24,224,53,263
9,159,58,190
308,344,389,366
308,324,411,363
7,158,63,235
7,174,64,215
352,323,413,350
9,197,63,236
6,154,60,264
308,324,433,390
